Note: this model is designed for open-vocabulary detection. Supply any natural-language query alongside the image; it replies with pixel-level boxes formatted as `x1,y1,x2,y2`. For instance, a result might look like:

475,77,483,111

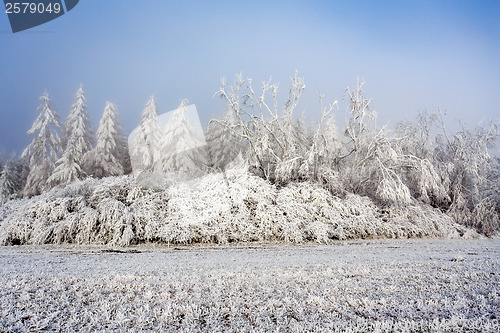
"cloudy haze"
1,0,499,153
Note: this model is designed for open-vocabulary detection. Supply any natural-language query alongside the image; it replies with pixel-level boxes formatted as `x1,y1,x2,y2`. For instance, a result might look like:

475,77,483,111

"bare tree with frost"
300,97,341,188
156,100,206,176
83,102,126,178
432,113,499,233
22,91,62,196
130,95,162,171
216,72,308,184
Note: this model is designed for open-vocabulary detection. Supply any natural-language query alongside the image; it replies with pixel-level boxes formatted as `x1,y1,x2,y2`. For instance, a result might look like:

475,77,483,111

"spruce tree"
0,157,20,204
157,100,206,175
130,95,162,171
49,85,94,187
206,109,241,170
84,102,125,178
21,91,61,196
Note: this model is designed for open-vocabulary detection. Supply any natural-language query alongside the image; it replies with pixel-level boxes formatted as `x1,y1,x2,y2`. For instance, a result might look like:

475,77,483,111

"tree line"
1,74,499,235
0,86,132,203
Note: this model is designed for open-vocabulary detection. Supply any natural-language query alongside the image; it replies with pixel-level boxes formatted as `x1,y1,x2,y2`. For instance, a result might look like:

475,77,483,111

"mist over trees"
0,74,499,245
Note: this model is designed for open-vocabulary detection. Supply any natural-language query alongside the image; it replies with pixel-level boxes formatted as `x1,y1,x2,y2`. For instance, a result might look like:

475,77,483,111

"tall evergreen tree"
130,95,162,171
157,100,206,175
21,91,61,196
0,157,21,204
49,85,94,187
63,84,94,157
114,108,132,175
84,102,126,178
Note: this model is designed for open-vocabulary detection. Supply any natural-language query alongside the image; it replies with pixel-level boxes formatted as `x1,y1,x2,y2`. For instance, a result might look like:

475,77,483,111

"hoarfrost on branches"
0,157,24,205
2,72,499,244
206,109,242,171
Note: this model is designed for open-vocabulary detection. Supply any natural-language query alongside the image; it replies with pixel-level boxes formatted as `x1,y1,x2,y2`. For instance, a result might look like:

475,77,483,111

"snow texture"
0,239,498,332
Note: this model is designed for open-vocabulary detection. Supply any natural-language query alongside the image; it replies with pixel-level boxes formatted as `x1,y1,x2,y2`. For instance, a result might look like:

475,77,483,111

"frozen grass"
0,239,498,332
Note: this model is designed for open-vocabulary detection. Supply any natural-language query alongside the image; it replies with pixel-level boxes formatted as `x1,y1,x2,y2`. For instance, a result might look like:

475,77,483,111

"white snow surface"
0,239,498,332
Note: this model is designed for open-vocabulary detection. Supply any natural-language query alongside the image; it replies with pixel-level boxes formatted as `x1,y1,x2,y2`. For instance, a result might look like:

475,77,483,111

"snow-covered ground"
1,239,499,332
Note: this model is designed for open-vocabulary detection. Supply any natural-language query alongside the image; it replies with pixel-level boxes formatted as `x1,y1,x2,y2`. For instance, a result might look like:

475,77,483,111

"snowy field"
1,239,499,332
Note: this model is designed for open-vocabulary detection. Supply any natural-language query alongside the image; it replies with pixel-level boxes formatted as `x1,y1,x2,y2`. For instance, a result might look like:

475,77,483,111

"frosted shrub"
88,176,133,207
96,198,135,245
0,165,478,246
470,198,499,237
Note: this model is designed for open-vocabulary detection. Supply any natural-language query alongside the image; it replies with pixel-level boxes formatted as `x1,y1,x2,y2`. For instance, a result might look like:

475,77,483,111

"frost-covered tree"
48,144,84,187
130,95,162,171
156,100,206,175
63,85,94,152
431,114,499,233
49,85,94,187
206,109,242,170
300,100,341,185
216,72,308,184
22,91,62,196
0,157,22,204
115,121,132,175
84,102,126,178
293,115,313,158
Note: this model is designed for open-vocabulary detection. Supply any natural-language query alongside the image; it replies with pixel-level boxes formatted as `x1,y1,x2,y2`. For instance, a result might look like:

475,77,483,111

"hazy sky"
1,0,499,154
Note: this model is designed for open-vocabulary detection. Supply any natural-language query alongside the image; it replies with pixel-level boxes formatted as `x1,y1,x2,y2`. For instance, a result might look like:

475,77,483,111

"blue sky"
1,0,499,154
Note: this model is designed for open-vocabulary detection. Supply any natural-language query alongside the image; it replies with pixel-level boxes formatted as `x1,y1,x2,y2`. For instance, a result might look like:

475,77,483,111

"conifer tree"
0,157,21,204
130,95,162,171
49,85,94,187
206,109,241,170
63,84,94,157
157,100,206,175
84,102,125,178
21,91,61,196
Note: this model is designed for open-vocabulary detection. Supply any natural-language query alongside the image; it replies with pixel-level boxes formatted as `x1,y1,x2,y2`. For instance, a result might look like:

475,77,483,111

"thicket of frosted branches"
0,74,498,245
211,73,499,237
0,160,476,246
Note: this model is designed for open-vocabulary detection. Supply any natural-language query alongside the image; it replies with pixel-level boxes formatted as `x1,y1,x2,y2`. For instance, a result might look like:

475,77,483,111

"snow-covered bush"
0,162,476,246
